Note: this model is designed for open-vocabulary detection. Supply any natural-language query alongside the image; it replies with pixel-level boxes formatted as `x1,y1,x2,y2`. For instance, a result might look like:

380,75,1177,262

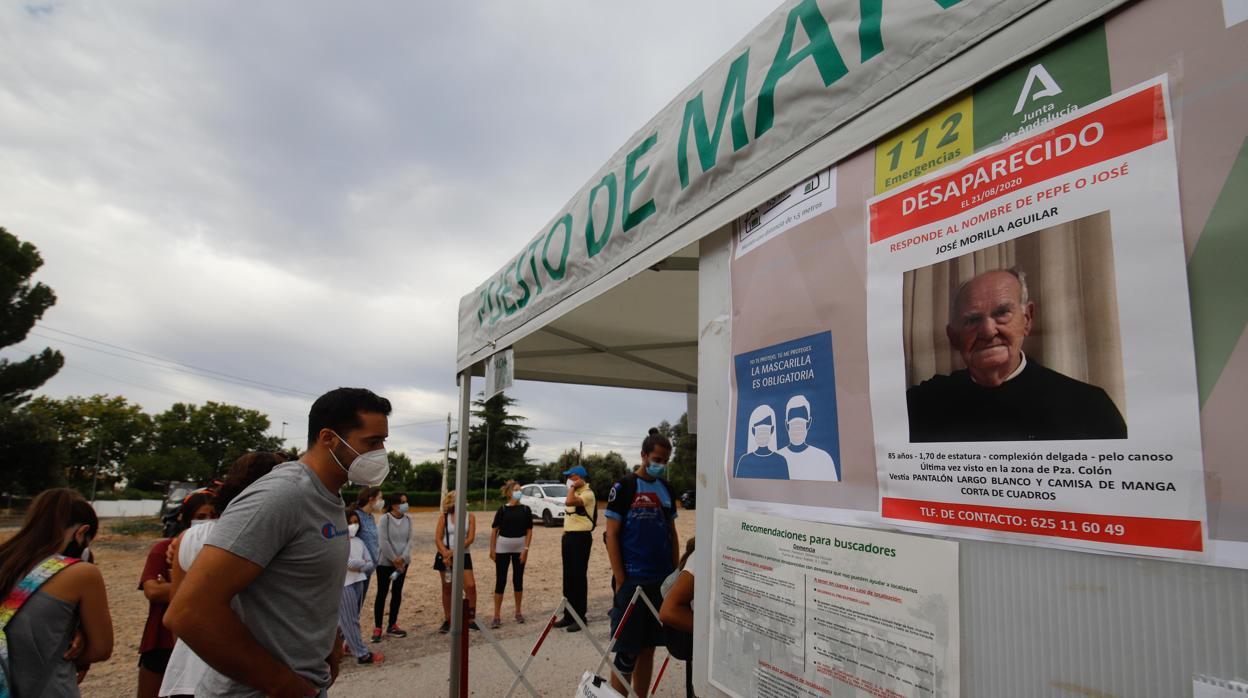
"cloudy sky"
0,1,774,464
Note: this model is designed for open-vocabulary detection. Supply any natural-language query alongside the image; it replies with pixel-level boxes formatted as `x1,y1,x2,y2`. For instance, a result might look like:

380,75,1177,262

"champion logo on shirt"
321,522,347,539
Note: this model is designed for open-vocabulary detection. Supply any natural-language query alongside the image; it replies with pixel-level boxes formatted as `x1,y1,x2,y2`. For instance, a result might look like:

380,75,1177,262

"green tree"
467,393,533,490
25,394,153,492
0,227,63,407
667,412,697,495
410,461,443,491
584,451,629,500
151,402,283,475
539,449,631,500
122,447,212,491
0,406,64,494
535,449,580,481
386,450,416,488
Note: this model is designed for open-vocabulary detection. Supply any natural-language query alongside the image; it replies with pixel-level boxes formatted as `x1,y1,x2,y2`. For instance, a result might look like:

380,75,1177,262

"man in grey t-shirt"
167,388,392,697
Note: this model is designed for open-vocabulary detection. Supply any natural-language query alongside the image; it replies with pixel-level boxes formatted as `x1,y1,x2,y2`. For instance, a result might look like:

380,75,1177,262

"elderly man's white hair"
784,395,812,421
950,266,1030,319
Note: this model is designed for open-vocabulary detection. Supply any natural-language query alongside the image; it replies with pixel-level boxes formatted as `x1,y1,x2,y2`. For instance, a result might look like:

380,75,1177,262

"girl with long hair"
0,488,113,696
350,486,383,603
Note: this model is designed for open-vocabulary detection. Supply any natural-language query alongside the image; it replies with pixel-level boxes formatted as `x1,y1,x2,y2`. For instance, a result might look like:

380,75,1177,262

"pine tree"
0,227,63,406
467,393,533,491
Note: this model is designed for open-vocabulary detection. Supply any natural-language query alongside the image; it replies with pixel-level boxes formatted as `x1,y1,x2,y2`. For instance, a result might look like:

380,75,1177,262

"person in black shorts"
605,428,680,697
433,490,479,633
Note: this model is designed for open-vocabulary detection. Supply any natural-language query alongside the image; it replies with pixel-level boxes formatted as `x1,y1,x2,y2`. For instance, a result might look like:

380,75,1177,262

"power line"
60,363,305,423
29,327,647,443
30,325,451,423
391,419,456,429
31,330,319,398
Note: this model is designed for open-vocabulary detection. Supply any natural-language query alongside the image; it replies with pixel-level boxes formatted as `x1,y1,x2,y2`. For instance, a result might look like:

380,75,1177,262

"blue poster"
732,332,841,481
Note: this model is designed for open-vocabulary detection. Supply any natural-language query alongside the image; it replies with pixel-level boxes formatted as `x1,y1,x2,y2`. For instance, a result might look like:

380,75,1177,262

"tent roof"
493,243,699,393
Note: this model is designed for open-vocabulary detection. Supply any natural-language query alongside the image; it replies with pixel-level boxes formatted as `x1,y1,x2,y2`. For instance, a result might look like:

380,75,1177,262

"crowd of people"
0,387,698,698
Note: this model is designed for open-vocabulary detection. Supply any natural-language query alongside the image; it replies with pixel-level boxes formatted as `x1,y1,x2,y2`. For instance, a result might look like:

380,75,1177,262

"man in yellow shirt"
554,466,595,632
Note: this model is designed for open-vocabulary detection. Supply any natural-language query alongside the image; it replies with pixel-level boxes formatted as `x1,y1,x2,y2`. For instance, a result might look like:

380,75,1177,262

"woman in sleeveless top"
0,488,113,697
432,491,477,633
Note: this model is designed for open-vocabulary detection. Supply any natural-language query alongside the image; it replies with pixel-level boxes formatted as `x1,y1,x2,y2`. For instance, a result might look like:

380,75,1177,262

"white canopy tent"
447,0,1248,695
496,243,700,395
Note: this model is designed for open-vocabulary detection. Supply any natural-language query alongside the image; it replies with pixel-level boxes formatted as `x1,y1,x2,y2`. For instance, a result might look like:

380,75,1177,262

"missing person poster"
865,78,1208,558
709,509,959,698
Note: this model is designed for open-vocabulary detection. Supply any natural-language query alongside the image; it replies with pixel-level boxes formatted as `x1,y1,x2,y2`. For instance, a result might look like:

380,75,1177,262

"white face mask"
373,499,386,513
787,418,809,446
328,431,390,486
190,519,211,528
753,425,773,449
348,523,360,537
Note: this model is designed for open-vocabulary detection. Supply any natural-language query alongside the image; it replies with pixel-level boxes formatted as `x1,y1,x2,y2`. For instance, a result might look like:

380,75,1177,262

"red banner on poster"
881,497,1203,551
869,84,1166,243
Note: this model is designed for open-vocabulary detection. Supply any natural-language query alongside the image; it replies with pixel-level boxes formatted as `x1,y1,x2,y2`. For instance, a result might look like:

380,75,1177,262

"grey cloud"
1,0,763,463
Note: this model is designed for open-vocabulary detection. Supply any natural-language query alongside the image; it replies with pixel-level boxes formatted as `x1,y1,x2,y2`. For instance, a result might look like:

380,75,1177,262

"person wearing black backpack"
553,465,596,632
605,428,680,698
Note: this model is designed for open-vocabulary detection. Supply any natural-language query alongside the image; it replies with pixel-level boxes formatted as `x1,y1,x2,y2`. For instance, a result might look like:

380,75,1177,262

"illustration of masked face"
753,424,773,451
787,417,809,446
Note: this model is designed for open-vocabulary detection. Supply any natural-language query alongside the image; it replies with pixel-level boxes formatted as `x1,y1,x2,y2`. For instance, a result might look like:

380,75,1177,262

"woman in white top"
159,452,286,698
432,491,477,634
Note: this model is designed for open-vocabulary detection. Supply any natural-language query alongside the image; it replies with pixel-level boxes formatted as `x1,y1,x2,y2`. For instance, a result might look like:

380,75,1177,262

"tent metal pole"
449,368,473,697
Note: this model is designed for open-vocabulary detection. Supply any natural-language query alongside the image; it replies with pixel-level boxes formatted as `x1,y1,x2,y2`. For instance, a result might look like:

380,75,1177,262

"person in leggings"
488,480,533,628
373,493,411,642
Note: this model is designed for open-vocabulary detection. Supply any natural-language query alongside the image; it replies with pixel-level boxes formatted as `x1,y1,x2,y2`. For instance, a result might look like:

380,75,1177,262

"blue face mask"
398,503,410,514
646,461,666,478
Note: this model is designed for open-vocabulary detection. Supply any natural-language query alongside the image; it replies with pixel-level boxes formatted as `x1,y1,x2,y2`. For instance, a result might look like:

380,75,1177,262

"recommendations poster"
865,79,1207,558
709,509,959,698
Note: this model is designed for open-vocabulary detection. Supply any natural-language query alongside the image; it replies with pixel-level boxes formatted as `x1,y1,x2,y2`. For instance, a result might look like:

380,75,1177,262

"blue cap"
562,465,588,478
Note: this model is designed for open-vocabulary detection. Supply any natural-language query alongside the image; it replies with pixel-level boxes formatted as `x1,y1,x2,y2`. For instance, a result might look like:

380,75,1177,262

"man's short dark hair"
307,387,392,448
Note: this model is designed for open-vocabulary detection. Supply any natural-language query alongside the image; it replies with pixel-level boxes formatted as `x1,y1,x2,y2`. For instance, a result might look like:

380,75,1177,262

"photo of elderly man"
906,267,1127,442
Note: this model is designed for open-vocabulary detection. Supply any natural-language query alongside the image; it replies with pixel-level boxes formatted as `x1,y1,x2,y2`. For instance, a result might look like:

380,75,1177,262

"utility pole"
578,441,583,467
90,439,102,502
440,413,453,504
280,421,288,443
482,423,490,512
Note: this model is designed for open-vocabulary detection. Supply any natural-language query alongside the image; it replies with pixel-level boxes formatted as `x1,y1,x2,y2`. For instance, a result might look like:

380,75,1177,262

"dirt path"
6,508,696,696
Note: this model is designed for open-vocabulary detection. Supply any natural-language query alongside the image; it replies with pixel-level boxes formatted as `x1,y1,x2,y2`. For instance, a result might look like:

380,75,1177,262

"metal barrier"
475,586,670,698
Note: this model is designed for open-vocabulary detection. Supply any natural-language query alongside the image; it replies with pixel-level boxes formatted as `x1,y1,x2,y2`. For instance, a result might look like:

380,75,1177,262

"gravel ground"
3,507,696,697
